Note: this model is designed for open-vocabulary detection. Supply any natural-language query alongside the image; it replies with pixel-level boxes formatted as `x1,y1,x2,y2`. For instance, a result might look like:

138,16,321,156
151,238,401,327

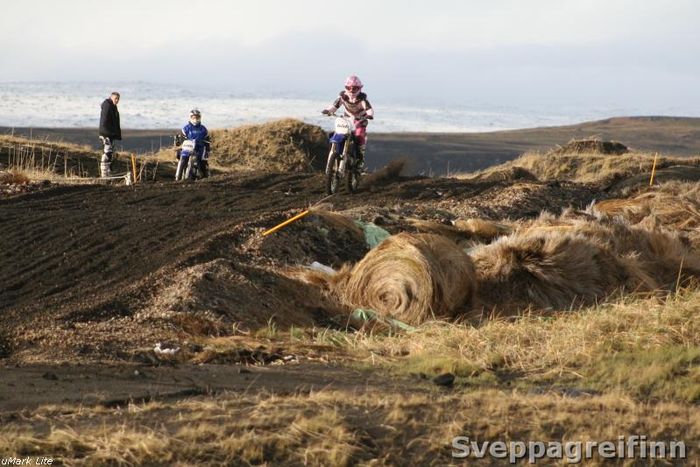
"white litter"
154,342,180,356
308,261,337,275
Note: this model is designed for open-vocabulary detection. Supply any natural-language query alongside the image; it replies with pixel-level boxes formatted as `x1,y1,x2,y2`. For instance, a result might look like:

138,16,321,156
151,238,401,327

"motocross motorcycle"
323,113,366,195
174,133,209,181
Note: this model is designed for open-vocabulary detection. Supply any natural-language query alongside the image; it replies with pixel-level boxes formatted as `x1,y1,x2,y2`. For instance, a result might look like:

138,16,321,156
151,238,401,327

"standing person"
181,109,210,179
98,92,121,178
321,75,374,169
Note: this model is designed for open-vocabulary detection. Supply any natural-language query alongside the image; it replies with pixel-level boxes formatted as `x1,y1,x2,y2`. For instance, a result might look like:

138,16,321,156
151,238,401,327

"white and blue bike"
323,113,366,195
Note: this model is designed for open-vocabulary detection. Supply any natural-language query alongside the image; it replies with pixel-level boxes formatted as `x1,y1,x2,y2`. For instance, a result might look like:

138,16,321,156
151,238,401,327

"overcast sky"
2,0,699,110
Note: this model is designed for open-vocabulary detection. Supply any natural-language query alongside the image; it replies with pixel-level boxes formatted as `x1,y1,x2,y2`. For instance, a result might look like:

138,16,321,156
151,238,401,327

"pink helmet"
344,75,363,98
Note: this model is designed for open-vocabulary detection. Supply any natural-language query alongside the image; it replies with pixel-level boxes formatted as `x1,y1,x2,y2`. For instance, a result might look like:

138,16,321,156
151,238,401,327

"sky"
2,0,699,111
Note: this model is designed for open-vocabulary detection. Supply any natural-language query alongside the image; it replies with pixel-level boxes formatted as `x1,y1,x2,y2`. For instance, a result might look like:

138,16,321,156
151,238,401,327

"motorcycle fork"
339,138,352,175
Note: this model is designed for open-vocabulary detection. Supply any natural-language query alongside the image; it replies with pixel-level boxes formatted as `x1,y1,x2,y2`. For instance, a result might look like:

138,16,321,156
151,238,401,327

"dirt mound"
549,138,629,155
212,119,329,172
145,259,345,333
241,209,368,268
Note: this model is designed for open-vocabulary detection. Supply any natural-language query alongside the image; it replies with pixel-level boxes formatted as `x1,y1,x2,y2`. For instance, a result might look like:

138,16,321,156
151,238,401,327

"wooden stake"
262,210,310,236
131,154,137,183
649,153,658,186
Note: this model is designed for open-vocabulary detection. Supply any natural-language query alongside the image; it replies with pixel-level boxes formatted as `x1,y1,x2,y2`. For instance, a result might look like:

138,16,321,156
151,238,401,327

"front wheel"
325,150,340,195
185,154,197,180
175,156,188,181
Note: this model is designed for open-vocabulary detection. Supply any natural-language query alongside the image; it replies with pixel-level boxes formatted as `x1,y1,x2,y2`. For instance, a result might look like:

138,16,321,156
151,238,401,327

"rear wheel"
347,166,360,193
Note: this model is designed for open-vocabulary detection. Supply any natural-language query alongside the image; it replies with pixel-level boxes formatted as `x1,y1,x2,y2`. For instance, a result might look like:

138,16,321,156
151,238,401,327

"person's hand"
321,109,330,116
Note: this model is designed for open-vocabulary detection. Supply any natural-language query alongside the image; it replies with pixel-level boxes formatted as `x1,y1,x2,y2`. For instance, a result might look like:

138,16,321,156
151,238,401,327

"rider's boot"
357,145,366,171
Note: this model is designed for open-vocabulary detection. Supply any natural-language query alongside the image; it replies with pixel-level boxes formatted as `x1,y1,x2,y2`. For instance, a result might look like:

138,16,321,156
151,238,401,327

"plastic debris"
308,261,336,275
350,308,416,332
154,342,180,356
354,221,391,249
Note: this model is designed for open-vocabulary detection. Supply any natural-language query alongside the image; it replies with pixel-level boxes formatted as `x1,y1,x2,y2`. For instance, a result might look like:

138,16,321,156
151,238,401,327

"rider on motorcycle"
321,75,374,169
180,109,210,178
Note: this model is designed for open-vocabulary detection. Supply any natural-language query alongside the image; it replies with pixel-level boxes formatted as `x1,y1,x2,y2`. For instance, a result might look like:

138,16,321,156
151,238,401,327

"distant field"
3,116,700,175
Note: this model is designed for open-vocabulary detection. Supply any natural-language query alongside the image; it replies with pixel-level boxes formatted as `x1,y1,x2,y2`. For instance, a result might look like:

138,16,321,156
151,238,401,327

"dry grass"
307,286,700,401
0,134,100,180
4,269,700,465
0,134,93,155
595,181,700,231
475,149,700,183
0,170,30,184
549,138,629,155
2,378,698,465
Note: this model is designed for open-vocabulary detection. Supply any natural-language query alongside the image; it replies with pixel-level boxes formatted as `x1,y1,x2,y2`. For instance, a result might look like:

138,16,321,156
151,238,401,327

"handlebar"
322,111,373,122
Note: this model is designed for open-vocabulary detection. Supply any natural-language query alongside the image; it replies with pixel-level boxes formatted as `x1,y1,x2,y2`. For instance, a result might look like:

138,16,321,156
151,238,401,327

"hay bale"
336,233,476,325
514,213,700,292
471,230,632,316
211,118,328,172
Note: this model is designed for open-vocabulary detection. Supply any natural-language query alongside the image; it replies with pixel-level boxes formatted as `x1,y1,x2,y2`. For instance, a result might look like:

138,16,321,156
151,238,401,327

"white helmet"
189,109,202,125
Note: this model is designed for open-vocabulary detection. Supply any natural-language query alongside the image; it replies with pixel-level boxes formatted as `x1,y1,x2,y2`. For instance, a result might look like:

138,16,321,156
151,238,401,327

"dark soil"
0,170,605,363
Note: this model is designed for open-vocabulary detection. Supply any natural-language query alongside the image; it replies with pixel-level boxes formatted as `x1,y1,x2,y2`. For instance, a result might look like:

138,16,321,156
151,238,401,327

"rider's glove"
321,109,330,116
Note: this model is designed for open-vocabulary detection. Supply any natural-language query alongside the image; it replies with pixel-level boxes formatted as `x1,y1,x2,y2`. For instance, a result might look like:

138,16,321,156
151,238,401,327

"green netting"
350,308,416,332
354,221,391,249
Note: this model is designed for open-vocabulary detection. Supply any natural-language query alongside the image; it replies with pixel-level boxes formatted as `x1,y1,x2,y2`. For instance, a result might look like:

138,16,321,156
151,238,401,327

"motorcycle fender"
329,133,346,144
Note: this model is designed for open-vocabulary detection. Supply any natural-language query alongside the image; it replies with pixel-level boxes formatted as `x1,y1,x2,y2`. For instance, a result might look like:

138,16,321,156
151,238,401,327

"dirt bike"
174,134,209,181
322,113,367,195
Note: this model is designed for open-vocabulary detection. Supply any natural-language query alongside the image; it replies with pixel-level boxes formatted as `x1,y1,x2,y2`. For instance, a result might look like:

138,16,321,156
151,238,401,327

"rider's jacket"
182,123,209,154
326,91,374,126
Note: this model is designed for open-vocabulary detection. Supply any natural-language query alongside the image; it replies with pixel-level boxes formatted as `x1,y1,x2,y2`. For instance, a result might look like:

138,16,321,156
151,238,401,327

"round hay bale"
337,233,476,325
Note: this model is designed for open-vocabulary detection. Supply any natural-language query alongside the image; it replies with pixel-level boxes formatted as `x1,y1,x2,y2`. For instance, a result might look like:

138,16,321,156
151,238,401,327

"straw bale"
337,233,476,325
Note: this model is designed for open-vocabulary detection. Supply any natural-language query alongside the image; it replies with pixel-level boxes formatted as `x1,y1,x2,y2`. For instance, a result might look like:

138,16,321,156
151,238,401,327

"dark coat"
99,98,121,140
